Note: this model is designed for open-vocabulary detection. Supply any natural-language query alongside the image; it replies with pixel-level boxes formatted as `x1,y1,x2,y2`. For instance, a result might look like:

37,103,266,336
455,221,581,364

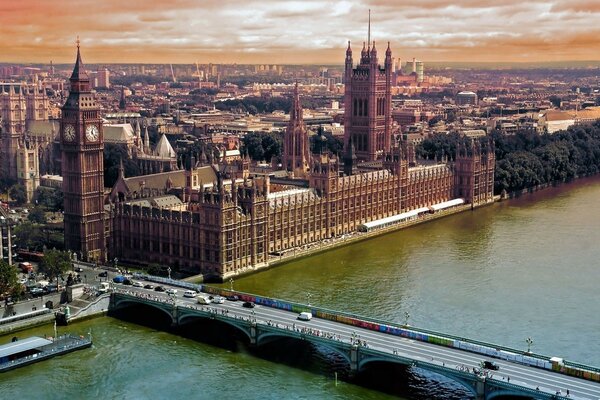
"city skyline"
2,1,600,65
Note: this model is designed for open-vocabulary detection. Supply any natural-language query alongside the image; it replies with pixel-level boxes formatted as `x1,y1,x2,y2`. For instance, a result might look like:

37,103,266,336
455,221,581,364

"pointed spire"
70,36,89,82
386,41,392,57
367,9,371,49
143,124,150,153
118,157,125,179
346,40,352,57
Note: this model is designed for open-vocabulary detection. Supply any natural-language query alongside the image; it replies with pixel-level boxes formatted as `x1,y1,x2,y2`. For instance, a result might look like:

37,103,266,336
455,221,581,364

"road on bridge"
114,285,600,400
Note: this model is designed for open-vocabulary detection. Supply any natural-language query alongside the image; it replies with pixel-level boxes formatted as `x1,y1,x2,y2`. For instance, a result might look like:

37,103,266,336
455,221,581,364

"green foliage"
27,206,47,224
418,121,600,195
34,187,63,211
38,249,72,283
104,143,141,188
0,260,20,297
215,96,328,115
9,184,27,205
309,130,343,156
241,132,283,162
14,222,46,252
146,263,169,277
417,132,463,161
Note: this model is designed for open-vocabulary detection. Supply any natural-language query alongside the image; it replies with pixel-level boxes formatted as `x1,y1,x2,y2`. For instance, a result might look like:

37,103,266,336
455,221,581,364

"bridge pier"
349,345,359,377
249,323,257,345
475,376,485,400
170,304,179,328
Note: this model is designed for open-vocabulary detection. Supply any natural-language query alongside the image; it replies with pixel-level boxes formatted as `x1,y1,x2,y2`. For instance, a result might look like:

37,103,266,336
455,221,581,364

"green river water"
1,177,599,399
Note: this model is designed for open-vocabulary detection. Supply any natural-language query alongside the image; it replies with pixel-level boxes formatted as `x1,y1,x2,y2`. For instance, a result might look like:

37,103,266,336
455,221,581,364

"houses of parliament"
54,40,494,281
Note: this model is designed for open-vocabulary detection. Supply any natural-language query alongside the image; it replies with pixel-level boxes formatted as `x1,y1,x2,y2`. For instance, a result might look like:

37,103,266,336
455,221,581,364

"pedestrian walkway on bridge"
108,283,600,400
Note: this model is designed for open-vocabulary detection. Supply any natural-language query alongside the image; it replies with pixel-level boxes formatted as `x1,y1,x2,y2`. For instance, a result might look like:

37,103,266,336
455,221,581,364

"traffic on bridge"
108,276,600,400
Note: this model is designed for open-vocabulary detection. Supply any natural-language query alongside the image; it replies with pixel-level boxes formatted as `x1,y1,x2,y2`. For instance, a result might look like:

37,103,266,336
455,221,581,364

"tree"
103,143,141,187
14,222,46,252
28,206,47,224
38,249,72,285
34,187,63,211
9,184,27,205
241,132,283,162
0,260,20,298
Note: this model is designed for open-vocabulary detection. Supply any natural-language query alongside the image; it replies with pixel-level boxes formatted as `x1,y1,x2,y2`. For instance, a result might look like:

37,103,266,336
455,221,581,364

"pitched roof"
154,134,176,158
104,124,134,144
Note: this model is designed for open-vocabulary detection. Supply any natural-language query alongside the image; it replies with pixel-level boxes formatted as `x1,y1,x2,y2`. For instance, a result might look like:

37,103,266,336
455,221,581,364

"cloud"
0,0,599,63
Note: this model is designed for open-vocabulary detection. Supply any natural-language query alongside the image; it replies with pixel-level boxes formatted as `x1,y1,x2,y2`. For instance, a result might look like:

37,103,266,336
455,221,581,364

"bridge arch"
112,297,175,325
359,357,479,398
486,389,536,400
256,331,352,366
177,313,253,342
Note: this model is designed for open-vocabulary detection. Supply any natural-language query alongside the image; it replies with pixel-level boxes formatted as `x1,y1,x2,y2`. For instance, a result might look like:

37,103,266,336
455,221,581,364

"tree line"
417,121,600,195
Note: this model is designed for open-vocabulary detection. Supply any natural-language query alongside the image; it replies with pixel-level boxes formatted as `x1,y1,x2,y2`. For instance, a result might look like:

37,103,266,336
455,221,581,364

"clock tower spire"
60,41,106,262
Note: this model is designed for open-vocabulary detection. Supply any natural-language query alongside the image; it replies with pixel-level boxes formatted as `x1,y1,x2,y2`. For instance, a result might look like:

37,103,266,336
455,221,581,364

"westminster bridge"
109,285,600,400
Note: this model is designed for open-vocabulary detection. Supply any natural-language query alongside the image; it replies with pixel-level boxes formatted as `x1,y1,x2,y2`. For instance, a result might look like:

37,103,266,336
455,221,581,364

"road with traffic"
114,283,600,400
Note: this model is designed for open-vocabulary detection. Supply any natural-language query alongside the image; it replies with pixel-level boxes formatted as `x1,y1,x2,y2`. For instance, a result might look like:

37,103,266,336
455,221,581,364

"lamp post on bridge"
404,311,410,327
526,337,533,353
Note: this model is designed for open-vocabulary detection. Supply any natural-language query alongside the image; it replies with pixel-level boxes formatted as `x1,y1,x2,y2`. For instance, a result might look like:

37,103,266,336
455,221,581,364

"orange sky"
2,0,600,64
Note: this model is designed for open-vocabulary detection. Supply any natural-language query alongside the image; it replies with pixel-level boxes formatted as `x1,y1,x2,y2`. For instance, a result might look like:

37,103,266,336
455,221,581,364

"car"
30,287,44,296
165,288,178,295
122,278,133,285
144,284,155,290
154,286,165,292
183,290,197,298
74,266,84,272
242,301,255,308
212,296,225,304
298,311,312,321
113,275,125,283
226,295,239,301
98,271,108,277
482,361,499,370
132,281,144,288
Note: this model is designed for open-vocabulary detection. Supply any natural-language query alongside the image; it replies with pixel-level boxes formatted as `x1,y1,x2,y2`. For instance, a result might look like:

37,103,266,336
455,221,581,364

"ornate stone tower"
0,83,27,181
343,17,393,161
282,82,311,176
60,42,106,262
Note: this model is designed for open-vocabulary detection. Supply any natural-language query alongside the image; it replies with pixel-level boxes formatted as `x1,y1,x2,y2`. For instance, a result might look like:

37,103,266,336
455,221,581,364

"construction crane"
170,64,176,83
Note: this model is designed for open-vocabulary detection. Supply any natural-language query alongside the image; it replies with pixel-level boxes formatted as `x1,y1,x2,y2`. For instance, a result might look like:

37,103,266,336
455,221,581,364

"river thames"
1,177,599,399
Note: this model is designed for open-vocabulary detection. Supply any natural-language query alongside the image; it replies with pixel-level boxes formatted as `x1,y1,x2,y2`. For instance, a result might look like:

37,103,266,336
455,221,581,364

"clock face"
64,124,76,142
85,124,99,141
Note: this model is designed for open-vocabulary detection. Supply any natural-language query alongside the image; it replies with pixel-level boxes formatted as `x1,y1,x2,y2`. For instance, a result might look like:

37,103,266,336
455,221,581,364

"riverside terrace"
109,286,600,400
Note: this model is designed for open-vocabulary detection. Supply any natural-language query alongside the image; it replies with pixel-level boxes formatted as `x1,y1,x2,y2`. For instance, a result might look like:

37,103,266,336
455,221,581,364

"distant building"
456,91,478,106
539,107,600,134
97,68,110,89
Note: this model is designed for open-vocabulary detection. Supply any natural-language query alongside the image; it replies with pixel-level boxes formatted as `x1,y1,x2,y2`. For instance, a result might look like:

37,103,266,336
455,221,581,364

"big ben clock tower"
61,41,106,262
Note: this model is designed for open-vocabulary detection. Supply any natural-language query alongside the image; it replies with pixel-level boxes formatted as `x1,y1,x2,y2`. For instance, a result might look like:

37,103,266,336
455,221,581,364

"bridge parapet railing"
199,284,600,383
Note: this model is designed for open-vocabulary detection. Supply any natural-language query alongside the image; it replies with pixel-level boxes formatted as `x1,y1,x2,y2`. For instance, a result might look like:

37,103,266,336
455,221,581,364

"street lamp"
526,337,533,353
229,278,234,292
306,292,312,307
167,267,171,280
404,311,410,327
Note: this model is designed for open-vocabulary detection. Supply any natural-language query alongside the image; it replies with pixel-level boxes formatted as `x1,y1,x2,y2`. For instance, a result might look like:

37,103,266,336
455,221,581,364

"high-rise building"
60,43,106,262
343,40,393,161
97,68,110,88
416,61,424,83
